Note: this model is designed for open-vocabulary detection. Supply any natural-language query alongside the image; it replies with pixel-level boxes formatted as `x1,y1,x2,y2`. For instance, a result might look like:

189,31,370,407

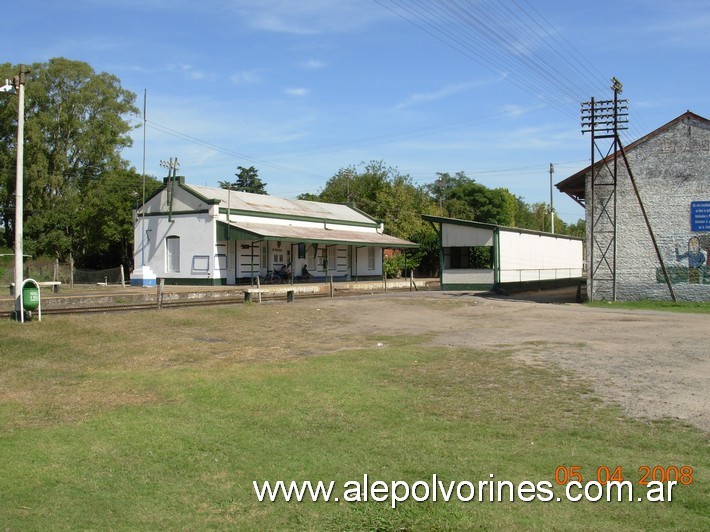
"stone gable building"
557,111,710,301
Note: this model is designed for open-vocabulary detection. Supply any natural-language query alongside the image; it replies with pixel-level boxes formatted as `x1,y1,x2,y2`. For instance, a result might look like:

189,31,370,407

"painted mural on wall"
657,234,710,284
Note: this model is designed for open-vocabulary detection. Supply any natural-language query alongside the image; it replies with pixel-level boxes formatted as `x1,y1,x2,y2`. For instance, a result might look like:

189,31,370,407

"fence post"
120,265,126,288
157,278,164,310
53,258,59,283
383,273,387,293
329,275,334,298
69,253,74,289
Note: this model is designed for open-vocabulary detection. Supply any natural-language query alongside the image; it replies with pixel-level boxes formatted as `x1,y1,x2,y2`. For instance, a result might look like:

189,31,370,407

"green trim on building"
143,209,210,217
442,277,582,293
442,283,496,291
157,277,227,286
215,222,418,248
218,207,378,228
180,183,222,204
421,214,584,241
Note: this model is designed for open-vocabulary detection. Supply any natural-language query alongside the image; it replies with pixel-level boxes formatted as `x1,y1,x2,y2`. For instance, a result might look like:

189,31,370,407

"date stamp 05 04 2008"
553,465,694,487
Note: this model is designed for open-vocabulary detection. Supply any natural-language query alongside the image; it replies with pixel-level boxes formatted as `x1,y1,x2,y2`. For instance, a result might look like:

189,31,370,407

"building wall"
498,230,583,283
138,211,220,283
586,114,710,301
442,224,493,247
134,182,396,284
438,222,583,290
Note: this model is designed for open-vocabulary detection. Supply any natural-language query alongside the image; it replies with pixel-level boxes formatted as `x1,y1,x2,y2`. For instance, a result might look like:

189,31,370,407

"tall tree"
427,171,517,225
300,161,438,274
303,160,436,241
220,165,267,194
0,58,139,265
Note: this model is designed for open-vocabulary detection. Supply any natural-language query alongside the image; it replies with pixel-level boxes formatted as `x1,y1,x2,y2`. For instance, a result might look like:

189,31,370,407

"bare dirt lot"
301,288,709,433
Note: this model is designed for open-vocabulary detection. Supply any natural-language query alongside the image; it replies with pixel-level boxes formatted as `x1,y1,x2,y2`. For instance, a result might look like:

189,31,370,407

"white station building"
131,177,417,286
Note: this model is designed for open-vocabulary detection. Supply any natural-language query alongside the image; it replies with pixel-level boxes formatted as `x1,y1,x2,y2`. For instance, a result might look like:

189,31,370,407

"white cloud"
165,63,214,82
230,69,263,85
300,59,325,70
395,78,503,109
284,87,310,97
231,0,389,35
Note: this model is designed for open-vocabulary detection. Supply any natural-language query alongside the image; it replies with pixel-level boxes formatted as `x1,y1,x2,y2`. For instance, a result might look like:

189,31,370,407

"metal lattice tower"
581,78,628,302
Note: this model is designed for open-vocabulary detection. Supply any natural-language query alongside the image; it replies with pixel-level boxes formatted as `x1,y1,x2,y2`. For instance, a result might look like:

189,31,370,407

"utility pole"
581,77,628,302
1,66,28,321
549,163,555,234
160,157,180,222
141,89,147,268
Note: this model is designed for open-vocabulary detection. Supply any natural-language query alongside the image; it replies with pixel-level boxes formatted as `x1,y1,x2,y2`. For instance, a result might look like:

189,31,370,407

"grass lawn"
588,300,710,313
0,304,707,529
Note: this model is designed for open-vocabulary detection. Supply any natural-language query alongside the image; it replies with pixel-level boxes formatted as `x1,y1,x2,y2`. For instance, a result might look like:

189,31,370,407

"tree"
427,171,517,225
220,165,267,194
301,161,438,275
303,161,436,241
0,58,139,266
80,170,161,271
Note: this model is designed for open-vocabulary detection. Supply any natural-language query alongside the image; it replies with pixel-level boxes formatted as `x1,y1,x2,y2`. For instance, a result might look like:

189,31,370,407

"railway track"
0,287,403,318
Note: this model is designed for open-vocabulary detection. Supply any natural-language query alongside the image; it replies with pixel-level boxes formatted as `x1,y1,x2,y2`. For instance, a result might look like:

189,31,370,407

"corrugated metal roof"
218,221,418,248
187,184,377,225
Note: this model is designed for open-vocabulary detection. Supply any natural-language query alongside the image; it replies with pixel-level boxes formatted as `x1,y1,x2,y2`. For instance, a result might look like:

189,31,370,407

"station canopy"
217,221,418,248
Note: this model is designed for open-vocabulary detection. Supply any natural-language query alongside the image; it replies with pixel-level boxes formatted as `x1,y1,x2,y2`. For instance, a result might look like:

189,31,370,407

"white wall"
498,230,583,283
136,212,218,281
442,269,494,286
443,224,493,247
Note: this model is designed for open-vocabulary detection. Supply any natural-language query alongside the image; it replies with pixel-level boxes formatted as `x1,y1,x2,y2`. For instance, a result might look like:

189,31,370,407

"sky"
5,0,710,223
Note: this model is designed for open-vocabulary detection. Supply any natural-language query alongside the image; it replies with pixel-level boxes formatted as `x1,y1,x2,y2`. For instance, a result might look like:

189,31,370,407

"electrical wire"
376,0,648,143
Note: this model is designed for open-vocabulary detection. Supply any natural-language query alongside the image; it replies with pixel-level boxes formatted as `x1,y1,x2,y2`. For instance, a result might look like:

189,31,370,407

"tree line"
1,58,583,275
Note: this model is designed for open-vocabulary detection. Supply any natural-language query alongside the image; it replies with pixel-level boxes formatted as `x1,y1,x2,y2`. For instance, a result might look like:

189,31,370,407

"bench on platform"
243,287,295,303
244,284,322,303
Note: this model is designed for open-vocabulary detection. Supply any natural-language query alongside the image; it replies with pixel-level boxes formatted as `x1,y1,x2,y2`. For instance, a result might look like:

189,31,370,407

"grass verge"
588,300,710,313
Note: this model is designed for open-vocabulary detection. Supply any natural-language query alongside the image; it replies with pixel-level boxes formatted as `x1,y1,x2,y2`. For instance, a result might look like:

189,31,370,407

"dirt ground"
299,287,709,433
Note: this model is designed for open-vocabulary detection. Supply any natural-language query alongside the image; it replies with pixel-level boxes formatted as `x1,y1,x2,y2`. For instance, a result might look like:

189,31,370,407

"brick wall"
586,114,710,301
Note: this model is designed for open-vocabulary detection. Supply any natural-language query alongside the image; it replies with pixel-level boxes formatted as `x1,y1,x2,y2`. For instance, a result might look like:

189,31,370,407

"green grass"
0,306,707,529
588,299,710,313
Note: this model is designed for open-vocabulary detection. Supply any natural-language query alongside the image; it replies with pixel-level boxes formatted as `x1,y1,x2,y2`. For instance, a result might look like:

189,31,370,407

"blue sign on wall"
691,201,710,231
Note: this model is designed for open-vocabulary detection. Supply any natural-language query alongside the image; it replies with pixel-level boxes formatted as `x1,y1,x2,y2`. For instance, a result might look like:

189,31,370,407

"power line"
143,119,327,180
376,0,648,143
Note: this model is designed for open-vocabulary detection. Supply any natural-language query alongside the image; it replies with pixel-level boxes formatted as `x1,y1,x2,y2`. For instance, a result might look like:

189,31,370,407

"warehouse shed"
423,215,584,291
557,111,710,302
131,177,417,286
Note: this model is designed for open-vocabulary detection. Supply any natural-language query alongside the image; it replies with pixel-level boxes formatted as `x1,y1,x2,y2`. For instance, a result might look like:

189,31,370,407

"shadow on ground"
476,285,580,304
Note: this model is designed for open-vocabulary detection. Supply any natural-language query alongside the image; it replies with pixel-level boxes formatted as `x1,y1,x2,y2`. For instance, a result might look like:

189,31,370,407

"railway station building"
556,111,710,302
131,177,417,286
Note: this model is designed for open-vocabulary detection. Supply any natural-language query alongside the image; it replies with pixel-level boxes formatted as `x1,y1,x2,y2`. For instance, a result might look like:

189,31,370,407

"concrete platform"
1,278,439,313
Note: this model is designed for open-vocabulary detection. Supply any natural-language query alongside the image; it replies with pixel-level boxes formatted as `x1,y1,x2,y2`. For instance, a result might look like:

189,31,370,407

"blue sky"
6,0,710,223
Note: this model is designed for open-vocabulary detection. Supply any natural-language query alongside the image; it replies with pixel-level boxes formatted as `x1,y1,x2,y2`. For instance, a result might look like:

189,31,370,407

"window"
368,247,376,270
298,242,306,259
445,246,493,269
166,236,180,272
